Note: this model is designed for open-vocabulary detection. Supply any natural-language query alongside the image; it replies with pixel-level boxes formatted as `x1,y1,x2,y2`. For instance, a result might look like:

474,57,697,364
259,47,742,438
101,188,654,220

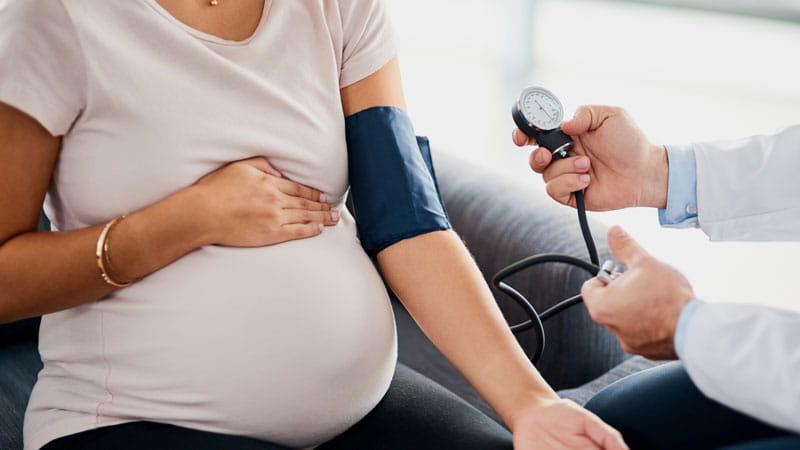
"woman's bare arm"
341,57,553,419
341,60,627,449
0,103,335,324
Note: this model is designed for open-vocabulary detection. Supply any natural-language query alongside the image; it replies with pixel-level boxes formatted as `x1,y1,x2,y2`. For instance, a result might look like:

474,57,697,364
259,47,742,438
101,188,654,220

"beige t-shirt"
0,1,399,448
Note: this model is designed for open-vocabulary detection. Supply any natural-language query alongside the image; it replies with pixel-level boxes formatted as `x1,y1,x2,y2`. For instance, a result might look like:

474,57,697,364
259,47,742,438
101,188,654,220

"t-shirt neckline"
143,0,273,47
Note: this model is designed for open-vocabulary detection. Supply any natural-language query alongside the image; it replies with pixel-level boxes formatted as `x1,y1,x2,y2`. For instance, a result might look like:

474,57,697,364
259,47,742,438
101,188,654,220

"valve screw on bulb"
597,260,618,285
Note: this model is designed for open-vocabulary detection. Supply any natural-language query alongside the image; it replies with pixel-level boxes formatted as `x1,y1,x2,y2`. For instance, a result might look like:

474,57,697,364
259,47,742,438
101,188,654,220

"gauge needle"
535,100,554,120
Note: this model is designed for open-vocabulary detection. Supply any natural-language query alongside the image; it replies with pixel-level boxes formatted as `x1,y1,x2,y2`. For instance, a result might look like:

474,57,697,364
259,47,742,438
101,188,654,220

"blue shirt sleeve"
658,144,699,228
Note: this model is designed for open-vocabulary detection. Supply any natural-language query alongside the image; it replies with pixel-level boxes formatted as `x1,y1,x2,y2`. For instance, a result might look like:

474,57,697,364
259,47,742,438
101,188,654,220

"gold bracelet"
95,215,134,288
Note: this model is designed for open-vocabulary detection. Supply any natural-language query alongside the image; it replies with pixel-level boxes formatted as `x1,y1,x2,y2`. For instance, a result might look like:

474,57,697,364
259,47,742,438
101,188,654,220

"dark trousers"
42,363,512,450
585,361,800,450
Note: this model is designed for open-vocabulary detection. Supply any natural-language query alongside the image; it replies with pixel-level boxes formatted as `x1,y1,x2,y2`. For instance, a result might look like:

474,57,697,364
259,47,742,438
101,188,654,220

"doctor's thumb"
562,105,611,135
607,226,648,266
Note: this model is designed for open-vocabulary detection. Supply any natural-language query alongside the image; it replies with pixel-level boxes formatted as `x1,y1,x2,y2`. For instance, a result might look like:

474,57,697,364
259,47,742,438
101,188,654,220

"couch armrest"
417,151,628,389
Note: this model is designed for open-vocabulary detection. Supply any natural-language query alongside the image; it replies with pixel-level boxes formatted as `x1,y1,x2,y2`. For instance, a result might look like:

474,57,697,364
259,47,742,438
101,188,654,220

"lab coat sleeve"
675,300,800,433
693,124,800,241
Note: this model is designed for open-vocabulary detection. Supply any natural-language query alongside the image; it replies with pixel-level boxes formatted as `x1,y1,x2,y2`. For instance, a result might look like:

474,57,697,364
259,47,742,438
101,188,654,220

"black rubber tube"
575,191,599,266
492,189,600,364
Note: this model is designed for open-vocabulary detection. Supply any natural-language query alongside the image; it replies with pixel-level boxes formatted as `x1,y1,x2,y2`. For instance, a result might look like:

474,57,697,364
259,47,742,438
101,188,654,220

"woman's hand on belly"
191,157,338,247
0,102,337,322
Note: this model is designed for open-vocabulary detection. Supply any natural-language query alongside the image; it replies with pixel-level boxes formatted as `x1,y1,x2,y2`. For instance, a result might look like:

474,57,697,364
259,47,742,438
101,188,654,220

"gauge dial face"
519,87,564,131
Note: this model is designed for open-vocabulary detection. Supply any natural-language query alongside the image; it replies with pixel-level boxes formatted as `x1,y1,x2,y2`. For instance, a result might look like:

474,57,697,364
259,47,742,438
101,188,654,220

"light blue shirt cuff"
674,299,703,358
658,144,699,228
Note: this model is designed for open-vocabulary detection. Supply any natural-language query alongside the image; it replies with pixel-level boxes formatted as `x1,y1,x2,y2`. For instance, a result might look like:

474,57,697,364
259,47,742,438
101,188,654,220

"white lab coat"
695,125,800,241
677,124,800,433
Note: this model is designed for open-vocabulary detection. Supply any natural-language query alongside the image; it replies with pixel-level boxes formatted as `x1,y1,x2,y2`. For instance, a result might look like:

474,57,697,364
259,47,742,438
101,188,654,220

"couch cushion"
0,318,40,348
0,341,42,450
557,356,664,405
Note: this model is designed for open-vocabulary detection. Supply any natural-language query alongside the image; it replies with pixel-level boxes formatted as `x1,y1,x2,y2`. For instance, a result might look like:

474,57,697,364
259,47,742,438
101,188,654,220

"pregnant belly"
80,220,397,447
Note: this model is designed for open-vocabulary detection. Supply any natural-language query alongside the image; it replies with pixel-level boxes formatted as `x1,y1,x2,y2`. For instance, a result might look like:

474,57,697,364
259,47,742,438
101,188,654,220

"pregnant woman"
0,1,626,449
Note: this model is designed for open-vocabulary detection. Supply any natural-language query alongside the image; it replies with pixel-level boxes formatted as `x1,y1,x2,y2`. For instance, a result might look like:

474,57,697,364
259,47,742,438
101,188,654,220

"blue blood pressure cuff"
346,106,452,256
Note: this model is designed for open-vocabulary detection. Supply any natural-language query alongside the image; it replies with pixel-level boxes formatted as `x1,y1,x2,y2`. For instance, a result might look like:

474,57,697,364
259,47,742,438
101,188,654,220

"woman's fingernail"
330,208,340,221
319,193,327,203
579,174,591,183
575,157,589,170
534,150,545,164
318,223,324,232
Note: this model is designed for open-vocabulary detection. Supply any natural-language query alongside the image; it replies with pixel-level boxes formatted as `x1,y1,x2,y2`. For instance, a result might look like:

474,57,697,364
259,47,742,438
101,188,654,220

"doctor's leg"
585,362,795,450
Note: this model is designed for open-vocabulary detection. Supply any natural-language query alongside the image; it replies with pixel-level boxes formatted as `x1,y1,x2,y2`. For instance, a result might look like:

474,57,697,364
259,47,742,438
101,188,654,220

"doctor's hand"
582,226,694,360
512,398,628,450
513,105,669,212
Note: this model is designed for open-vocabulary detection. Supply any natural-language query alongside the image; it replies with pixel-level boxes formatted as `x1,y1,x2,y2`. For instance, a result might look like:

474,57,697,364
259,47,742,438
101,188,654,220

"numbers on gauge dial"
521,89,563,131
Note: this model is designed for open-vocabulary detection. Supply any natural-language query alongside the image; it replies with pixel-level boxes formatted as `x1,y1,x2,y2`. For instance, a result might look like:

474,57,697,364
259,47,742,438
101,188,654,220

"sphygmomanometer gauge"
512,86,574,159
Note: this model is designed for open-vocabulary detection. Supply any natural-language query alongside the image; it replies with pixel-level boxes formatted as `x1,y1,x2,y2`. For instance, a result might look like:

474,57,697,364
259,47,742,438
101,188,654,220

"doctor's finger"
581,278,610,321
528,147,553,174
607,226,649,267
541,155,591,183
562,105,619,136
545,174,591,206
581,277,605,302
512,128,537,147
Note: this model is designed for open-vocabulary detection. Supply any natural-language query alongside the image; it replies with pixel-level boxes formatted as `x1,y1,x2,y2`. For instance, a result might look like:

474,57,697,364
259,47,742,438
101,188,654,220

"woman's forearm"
0,152,335,324
377,230,559,430
0,186,210,323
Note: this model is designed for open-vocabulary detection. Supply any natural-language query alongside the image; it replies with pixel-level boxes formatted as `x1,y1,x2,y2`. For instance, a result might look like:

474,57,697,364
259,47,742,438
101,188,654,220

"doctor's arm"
677,301,800,433
523,105,800,432
663,131,800,432
580,227,800,434
341,60,627,450
518,105,800,241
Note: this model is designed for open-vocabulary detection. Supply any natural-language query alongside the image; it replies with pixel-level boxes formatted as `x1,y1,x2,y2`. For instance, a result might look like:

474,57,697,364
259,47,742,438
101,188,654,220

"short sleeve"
0,0,86,136
338,0,397,88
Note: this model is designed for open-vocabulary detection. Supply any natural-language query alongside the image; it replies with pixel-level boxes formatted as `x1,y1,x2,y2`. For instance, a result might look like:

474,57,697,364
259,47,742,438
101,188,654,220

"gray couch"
0,151,655,448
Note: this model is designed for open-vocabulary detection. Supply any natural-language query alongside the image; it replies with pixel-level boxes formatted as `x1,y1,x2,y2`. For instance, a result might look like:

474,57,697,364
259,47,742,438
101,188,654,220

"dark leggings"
42,363,512,450
585,361,800,450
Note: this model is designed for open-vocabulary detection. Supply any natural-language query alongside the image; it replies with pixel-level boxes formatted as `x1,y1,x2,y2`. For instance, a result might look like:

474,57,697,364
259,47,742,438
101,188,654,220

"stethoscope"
496,87,618,364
